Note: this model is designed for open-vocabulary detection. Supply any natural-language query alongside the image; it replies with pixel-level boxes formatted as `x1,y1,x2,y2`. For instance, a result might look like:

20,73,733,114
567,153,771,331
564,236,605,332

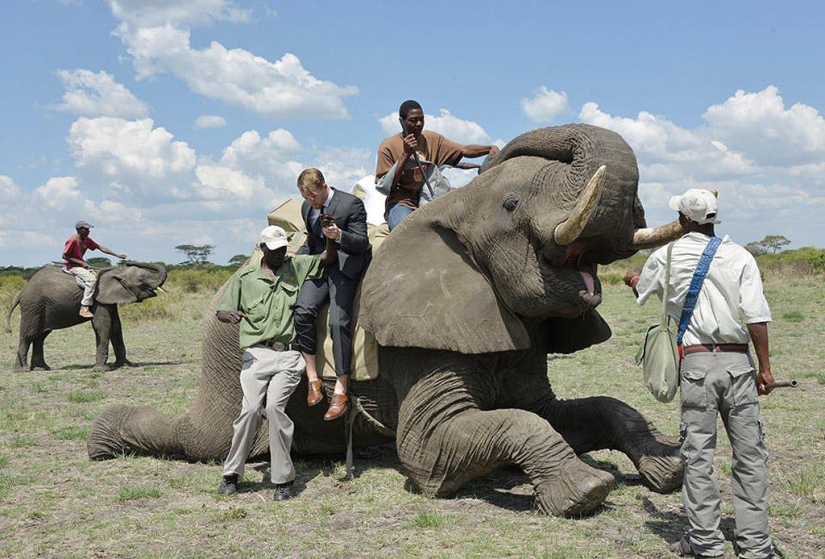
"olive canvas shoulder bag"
635,242,680,403
635,237,723,403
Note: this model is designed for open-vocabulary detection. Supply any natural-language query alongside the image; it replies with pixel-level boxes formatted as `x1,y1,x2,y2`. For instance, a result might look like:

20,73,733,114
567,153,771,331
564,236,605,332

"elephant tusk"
156,286,168,294
630,219,686,250
553,165,606,246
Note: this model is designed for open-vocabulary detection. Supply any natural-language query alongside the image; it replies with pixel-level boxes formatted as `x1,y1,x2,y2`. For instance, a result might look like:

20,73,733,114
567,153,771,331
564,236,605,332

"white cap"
669,188,721,225
258,225,289,250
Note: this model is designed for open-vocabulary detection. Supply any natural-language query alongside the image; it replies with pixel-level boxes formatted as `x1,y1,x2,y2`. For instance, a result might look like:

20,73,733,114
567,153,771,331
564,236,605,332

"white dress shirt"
636,232,771,346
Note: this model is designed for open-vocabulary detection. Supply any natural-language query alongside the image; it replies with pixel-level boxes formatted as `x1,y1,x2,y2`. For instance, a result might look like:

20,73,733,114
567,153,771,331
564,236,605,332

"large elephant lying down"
89,124,686,516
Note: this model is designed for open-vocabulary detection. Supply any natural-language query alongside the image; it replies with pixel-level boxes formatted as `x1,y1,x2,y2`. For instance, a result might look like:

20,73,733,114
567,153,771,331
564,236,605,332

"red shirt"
63,235,100,269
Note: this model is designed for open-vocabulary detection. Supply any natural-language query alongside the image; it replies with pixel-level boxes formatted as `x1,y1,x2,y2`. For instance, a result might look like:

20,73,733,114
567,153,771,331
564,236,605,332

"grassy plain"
1,270,823,558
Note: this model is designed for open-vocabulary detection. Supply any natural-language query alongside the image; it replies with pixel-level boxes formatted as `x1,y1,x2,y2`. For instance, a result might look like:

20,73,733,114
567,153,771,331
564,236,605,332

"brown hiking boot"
79,307,94,319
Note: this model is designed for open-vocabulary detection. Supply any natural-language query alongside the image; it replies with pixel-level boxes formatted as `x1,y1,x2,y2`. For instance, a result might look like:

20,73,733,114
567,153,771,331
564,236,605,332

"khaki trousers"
68,267,97,307
222,346,304,484
679,351,772,559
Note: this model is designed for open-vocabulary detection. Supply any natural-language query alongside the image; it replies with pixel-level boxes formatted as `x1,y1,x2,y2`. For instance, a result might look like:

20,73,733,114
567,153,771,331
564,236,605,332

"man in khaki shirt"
375,99,499,230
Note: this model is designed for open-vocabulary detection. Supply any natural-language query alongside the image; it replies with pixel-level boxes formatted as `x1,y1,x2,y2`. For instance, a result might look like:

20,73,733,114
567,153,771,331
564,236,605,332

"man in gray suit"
294,168,372,421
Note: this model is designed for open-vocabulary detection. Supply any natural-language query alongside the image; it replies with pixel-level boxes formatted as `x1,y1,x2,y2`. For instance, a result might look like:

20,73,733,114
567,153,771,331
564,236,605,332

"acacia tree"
228,254,249,267
760,235,791,254
175,244,215,267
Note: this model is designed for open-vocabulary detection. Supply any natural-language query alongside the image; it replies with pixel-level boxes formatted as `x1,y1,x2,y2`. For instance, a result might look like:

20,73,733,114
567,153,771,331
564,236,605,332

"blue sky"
1,0,823,266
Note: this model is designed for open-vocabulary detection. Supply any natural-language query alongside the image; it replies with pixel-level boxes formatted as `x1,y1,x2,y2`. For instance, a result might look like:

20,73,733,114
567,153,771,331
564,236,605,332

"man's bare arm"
747,322,775,395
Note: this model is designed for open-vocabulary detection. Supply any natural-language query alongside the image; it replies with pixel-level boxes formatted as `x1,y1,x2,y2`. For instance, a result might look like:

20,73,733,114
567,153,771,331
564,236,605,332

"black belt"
683,343,748,356
259,340,300,351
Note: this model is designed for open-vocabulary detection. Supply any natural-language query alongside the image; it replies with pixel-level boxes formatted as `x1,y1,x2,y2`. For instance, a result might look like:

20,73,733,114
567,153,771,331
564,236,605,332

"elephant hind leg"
540,396,683,494
29,331,51,371
398,405,614,517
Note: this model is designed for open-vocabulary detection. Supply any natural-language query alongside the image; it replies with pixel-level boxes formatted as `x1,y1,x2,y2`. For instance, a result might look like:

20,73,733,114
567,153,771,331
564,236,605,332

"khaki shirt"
218,255,322,349
375,130,464,212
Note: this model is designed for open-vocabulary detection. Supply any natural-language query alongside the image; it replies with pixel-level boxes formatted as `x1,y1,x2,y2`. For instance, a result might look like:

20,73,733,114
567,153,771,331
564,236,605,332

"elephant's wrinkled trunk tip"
554,165,606,246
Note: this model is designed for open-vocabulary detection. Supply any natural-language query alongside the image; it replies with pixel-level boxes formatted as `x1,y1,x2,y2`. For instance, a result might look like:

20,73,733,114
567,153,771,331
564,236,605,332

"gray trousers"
222,346,304,484
679,351,772,559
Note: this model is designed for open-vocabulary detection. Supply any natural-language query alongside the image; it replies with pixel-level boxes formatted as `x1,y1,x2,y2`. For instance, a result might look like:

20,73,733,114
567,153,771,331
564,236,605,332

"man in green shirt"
216,224,337,501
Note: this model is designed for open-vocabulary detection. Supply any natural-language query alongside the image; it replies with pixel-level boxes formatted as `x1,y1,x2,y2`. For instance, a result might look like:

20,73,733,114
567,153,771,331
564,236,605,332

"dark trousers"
294,266,358,376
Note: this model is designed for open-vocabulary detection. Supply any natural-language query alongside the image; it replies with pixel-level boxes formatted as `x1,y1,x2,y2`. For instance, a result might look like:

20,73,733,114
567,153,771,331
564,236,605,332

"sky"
1,0,823,267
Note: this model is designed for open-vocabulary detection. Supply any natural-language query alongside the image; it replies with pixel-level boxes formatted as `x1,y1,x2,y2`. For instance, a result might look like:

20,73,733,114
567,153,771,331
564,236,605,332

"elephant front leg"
539,396,683,494
109,308,129,367
397,373,614,517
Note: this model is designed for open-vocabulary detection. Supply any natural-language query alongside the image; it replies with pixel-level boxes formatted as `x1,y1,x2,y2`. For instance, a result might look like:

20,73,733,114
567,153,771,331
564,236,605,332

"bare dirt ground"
1,281,823,558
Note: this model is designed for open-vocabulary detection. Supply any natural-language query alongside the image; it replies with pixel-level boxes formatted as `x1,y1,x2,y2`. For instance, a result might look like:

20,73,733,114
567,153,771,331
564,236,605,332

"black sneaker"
218,474,238,496
273,481,294,501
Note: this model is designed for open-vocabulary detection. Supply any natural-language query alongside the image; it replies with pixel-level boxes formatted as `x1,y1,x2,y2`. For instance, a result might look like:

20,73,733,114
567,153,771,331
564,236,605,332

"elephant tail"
5,292,21,334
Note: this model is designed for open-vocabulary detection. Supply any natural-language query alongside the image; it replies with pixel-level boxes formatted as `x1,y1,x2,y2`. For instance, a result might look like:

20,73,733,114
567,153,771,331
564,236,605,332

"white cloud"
107,0,251,28
576,86,825,248
0,175,22,203
194,115,227,129
55,69,148,118
702,86,825,166
195,164,269,201
114,24,357,119
378,109,491,144
521,87,571,124
314,147,374,193
67,117,196,179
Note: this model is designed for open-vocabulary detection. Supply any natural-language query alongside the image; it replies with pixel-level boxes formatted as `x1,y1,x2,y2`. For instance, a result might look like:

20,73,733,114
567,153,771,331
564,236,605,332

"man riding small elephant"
63,220,128,318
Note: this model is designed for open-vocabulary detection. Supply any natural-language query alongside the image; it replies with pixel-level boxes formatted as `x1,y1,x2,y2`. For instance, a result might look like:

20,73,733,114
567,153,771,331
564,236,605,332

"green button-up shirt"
217,255,323,349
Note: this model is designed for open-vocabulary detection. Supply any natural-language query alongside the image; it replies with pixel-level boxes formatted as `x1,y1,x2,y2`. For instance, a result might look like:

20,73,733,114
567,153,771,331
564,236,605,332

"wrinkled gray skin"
7,263,167,371
88,125,682,516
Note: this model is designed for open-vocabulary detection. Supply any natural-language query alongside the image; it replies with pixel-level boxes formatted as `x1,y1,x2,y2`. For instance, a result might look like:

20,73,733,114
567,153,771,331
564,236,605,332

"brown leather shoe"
307,379,324,407
323,393,349,421
79,306,94,319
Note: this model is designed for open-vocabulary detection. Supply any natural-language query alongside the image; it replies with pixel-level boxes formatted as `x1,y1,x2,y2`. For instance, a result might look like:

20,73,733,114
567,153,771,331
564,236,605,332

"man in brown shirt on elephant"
375,99,499,230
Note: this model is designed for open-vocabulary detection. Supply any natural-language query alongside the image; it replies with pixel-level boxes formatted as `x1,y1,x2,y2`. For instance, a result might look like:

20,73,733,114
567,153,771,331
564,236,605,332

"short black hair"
399,99,422,119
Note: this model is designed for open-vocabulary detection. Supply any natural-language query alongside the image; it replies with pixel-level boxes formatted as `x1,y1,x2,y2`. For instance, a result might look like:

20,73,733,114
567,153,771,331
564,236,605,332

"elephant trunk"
88,404,184,459
87,286,248,462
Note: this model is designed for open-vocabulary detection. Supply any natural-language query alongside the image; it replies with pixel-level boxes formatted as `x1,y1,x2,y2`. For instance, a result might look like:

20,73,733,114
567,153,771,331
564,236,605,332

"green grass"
781,311,805,323
53,424,92,441
117,486,163,501
0,273,822,557
410,509,447,528
67,389,106,403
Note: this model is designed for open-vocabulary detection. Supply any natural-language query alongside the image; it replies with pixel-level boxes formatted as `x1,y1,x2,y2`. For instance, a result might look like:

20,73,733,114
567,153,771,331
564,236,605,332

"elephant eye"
503,194,519,212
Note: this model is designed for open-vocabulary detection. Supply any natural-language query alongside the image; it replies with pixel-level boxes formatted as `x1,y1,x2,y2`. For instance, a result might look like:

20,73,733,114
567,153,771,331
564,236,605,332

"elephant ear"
95,269,139,305
359,223,530,354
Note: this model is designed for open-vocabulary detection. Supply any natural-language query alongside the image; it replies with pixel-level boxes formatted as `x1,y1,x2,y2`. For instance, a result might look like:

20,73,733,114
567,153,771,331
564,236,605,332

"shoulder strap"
676,236,722,345
659,242,674,326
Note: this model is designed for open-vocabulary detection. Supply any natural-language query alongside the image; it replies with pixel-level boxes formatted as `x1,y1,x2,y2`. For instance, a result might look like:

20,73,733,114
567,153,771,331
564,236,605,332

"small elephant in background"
6,262,167,371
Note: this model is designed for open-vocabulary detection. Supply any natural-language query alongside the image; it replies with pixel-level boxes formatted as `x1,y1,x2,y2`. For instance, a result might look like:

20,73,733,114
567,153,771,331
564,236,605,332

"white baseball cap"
258,225,289,250
669,188,721,225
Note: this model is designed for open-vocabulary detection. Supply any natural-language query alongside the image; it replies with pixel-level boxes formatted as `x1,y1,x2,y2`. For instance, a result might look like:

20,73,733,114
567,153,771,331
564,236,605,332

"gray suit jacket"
297,188,372,279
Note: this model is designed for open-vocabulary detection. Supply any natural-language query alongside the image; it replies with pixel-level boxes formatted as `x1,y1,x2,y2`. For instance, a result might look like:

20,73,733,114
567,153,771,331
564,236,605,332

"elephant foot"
92,364,113,372
30,363,51,371
637,454,683,494
534,463,614,517
111,360,131,369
